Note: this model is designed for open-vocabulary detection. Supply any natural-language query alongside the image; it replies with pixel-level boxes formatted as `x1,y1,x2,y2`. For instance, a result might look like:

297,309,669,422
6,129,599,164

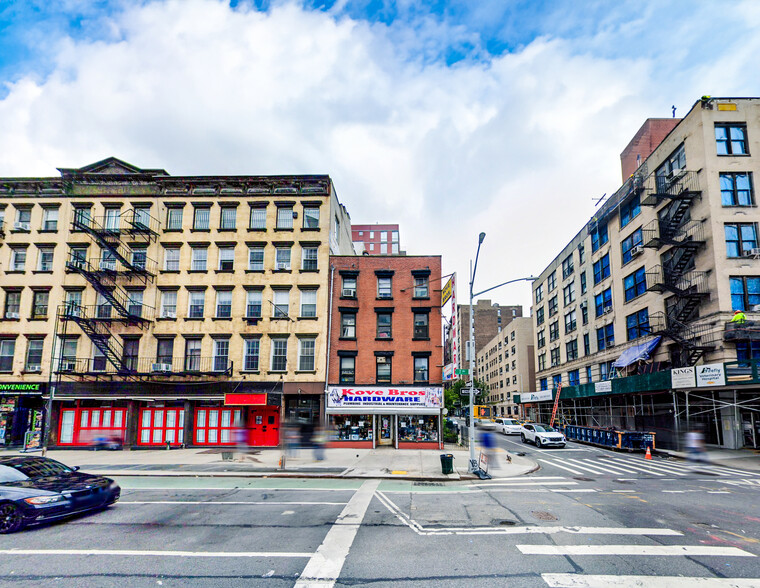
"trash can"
440,453,454,475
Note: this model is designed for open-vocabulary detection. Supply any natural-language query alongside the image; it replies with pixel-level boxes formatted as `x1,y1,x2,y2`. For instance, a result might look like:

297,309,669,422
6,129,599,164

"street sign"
455,369,469,375
460,388,480,396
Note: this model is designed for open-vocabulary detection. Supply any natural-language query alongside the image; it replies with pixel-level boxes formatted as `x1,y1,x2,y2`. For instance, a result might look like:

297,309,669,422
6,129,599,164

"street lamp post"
467,232,535,472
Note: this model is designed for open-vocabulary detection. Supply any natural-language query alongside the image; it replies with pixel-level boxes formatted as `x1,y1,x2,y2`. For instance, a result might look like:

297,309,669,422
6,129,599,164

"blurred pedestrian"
685,426,706,464
312,426,327,461
285,423,299,458
480,429,497,471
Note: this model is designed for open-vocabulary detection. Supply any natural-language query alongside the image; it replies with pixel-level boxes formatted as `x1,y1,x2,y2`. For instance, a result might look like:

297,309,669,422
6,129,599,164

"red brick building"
351,223,400,255
327,255,443,448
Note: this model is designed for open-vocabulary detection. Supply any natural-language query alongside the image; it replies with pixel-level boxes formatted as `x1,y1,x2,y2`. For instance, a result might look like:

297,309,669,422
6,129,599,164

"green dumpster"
440,453,454,475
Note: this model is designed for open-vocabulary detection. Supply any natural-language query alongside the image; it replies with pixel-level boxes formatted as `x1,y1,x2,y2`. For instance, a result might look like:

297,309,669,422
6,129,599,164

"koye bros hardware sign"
327,386,443,413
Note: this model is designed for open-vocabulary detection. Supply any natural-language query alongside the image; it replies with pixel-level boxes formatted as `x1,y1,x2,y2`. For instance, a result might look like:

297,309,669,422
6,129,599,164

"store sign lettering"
0,383,42,391
328,386,442,409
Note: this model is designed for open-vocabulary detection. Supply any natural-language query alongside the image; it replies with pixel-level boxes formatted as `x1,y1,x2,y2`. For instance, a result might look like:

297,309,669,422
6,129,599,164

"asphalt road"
2,442,760,587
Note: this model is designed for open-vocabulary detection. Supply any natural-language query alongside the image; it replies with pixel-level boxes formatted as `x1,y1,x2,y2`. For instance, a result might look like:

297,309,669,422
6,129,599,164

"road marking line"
518,545,755,557
122,487,358,492
538,459,586,475
612,490,636,493
542,574,760,587
599,461,673,476
662,490,686,493
472,481,578,487
550,459,614,476
707,491,731,494
549,489,597,493
119,501,348,505
0,549,311,558
294,479,379,588
573,460,636,475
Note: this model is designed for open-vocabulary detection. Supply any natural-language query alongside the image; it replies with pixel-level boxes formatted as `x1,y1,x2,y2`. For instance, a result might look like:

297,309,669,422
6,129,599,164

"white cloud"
0,0,758,313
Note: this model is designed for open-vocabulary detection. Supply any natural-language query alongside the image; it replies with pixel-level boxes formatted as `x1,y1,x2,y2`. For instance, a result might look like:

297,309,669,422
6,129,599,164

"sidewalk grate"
413,482,444,487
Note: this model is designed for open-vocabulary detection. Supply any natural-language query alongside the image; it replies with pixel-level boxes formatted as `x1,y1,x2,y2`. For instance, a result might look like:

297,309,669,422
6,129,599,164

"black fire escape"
641,169,713,365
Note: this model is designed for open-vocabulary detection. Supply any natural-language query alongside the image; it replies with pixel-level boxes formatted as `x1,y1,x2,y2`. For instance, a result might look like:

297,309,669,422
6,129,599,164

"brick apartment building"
351,223,400,255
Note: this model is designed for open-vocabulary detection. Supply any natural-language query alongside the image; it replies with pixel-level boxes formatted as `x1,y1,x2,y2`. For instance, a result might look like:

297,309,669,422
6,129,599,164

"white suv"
521,423,566,448
494,418,522,435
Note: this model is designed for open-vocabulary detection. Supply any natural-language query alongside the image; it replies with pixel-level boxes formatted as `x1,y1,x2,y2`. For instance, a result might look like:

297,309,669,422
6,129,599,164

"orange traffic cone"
645,447,652,460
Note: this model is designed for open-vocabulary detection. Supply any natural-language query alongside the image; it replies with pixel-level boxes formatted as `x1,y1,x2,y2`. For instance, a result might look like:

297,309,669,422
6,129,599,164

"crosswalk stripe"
552,458,667,477
518,544,755,557
542,574,760,587
594,460,679,477
710,465,760,476
572,460,642,475
538,459,587,475
550,459,614,476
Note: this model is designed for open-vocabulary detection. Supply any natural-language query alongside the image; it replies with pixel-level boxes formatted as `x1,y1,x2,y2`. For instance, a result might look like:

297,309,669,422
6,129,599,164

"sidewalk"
2,445,538,481
659,447,760,472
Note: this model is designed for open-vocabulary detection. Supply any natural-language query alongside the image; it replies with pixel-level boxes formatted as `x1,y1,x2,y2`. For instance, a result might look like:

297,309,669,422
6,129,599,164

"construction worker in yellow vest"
731,309,747,324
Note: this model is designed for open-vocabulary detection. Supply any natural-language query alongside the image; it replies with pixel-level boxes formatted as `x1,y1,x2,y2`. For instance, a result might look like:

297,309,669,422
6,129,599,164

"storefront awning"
612,337,661,368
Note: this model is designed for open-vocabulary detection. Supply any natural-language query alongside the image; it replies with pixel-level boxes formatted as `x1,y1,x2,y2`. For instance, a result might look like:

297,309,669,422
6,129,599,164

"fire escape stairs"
59,305,127,373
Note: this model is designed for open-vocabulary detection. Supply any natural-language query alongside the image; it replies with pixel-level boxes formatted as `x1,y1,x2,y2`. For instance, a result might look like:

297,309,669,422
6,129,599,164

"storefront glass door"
378,415,394,446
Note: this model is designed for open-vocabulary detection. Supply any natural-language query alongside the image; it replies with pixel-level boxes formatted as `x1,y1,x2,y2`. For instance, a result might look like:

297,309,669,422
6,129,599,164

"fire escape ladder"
59,304,126,373
648,311,715,367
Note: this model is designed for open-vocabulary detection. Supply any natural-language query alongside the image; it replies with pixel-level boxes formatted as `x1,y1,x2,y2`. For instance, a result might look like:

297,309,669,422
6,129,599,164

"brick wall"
620,118,681,181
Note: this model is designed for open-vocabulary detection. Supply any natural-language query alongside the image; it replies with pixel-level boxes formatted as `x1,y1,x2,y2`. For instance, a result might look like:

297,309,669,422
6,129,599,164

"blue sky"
0,0,757,310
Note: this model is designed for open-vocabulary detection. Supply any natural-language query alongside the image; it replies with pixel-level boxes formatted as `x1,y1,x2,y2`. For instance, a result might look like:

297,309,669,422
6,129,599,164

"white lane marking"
282,511,295,515
598,460,674,477
542,574,760,587
550,489,598,493
612,490,636,493
707,491,731,494
585,460,656,475
0,549,311,558
294,479,379,588
662,490,686,493
549,459,612,476
518,545,754,557
538,459,587,475
472,481,578,487
119,501,348,506
122,487,358,492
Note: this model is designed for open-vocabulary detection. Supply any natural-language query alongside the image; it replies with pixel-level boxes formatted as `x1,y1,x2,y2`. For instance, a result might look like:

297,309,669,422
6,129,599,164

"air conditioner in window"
27,365,41,372
151,363,172,372
60,361,76,372
666,168,686,182
14,222,30,231
377,356,387,364
550,361,560,367
630,245,643,257
6,312,19,319
342,288,356,297
162,310,177,319
276,262,290,270
743,248,760,258
603,307,613,315
751,305,760,312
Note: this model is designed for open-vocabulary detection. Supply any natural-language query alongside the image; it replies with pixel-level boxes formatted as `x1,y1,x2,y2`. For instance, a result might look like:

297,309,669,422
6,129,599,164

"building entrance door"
378,415,394,446
741,411,759,448
248,406,280,447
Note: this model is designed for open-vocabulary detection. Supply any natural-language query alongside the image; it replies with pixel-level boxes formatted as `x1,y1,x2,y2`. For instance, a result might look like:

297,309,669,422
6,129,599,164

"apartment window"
600,361,615,381
93,347,111,371
536,307,544,326
340,312,356,338
725,223,758,257
624,267,647,302
547,271,556,291
583,333,590,355
735,341,760,362
276,206,294,229
413,312,429,339
68,246,87,270
243,339,260,371
596,324,614,351
215,290,232,318
4,291,21,319
127,290,143,318
160,290,177,318
715,123,748,155
270,338,288,371
275,246,291,270
577,243,586,265
184,339,201,371
562,282,575,305
218,247,235,271
25,338,44,372
376,312,392,339
37,247,54,272
104,207,121,231
621,229,644,265
156,338,174,366
656,144,686,183
535,284,543,303
164,247,180,271
540,378,548,391
568,369,580,386
301,247,318,271
538,353,546,371
593,253,610,284
620,195,641,228
414,356,429,382
595,287,613,317
376,356,391,383
720,172,753,206
73,206,91,229
42,207,58,231
537,329,545,348
730,276,760,311
131,247,147,271
193,206,211,230
549,321,559,342
342,276,357,298
10,248,26,271
377,276,392,299
564,310,576,333
188,290,205,318
273,289,290,318
166,207,183,230
550,348,560,366
580,271,587,294
340,356,355,383
132,207,151,230
300,289,317,317
303,206,320,229
246,290,262,318
249,207,267,229
220,207,237,230
0,339,15,371
566,339,578,361
99,249,116,272
626,308,650,341
581,303,588,325
591,223,608,252
562,255,574,279
31,291,48,319
213,340,229,372
298,337,316,371
413,275,429,298
96,292,112,319
248,246,264,271
191,247,208,271
548,296,558,316
14,208,31,231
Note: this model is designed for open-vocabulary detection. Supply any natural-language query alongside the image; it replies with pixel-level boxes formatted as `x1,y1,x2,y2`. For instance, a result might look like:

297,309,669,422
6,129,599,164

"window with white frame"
213,339,229,371
133,207,151,230
160,290,177,318
246,290,262,318
243,338,260,371
216,290,232,318
37,247,54,271
14,208,31,231
59,337,77,371
25,338,43,371
414,356,429,382
340,312,356,338
31,291,49,319
164,247,180,271
303,206,319,228
4,291,20,319
270,338,288,371
377,276,392,299
96,292,112,319
220,207,237,230
218,247,235,271
166,207,183,230
249,207,267,229
10,248,26,271
42,207,58,231
300,289,317,317
104,208,121,231
276,207,294,229
126,290,143,318
92,345,107,372
248,246,264,270
272,289,289,318
193,206,211,230
341,276,357,297
184,338,202,371
188,290,205,318
0,339,15,372
298,337,316,371
275,246,291,270
100,249,116,271
413,275,429,298
131,247,147,270
301,246,318,270
191,247,208,271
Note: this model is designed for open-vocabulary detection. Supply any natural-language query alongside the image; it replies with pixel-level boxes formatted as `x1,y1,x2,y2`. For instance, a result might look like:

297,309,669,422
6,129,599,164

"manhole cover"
531,511,558,521
573,476,594,482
